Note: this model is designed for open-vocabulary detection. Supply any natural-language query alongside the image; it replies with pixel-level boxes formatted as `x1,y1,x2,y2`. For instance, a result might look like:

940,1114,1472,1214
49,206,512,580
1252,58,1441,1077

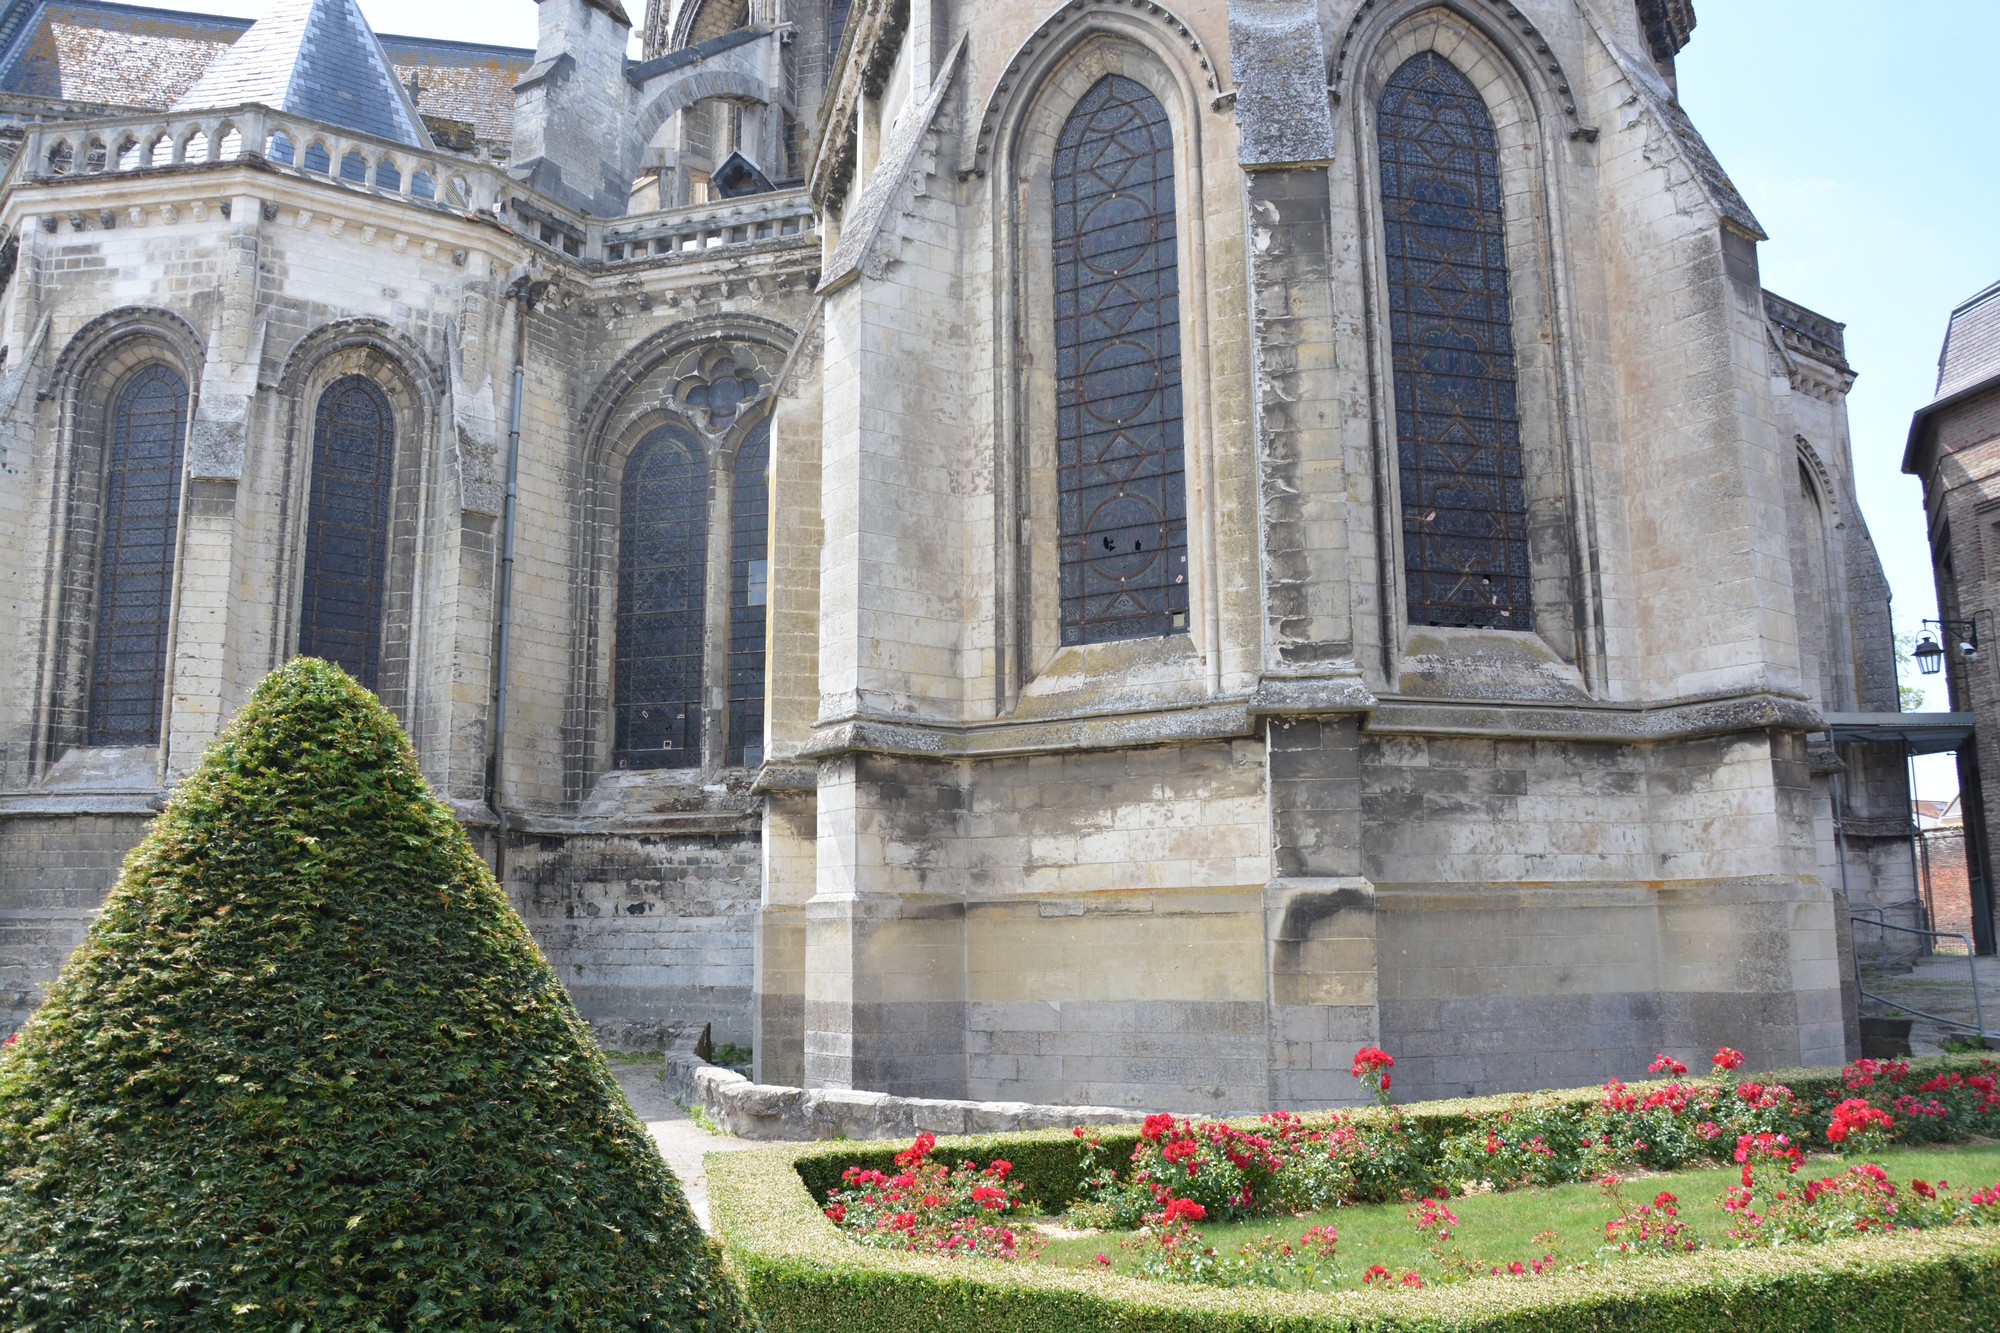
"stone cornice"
796,685,1826,762
1365,690,1824,744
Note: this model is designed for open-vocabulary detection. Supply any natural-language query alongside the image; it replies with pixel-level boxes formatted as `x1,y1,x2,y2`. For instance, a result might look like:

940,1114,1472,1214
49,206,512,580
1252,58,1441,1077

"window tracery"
298,375,395,690
1052,73,1189,646
615,423,709,770
1378,51,1534,632
728,420,770,769
87,363,187,747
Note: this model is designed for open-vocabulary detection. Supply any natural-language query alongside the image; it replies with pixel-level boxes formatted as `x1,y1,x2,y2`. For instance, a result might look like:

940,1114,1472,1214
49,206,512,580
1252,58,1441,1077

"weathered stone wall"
507,829,760,1049
0,811,153,1039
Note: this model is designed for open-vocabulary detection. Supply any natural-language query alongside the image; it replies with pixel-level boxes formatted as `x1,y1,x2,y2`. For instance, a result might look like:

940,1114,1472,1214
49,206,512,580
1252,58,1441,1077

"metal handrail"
1851,915,1990,1038
1852,901,1936,968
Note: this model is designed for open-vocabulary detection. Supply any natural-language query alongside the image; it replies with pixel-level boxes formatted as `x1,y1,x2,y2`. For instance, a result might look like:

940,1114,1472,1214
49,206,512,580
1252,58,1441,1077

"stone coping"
662,1053,1141,1143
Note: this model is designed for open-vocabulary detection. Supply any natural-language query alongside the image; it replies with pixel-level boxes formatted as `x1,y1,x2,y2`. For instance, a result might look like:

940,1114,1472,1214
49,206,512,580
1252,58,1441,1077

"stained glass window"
617,424,708,769
299,376,394,690
1052,74,1189,646
727,421,769,768
88,364,188,747
1378,52,1533,631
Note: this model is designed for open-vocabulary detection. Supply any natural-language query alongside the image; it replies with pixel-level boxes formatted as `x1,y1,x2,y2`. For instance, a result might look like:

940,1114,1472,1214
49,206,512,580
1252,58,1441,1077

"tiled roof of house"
380,36,528,148
0,0,528,149
173,0,426,147
1937,281,2000,401
0,0,248,106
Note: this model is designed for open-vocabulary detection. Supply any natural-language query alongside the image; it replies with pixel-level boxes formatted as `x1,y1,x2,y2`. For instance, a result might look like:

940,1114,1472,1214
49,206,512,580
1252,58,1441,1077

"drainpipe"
489,281,533,885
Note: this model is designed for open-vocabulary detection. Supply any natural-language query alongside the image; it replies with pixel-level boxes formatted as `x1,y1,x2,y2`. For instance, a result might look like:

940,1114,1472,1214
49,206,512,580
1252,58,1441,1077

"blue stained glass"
1378,52,1534,631
88,364,188,747
727,421,769,768
1052,75,1189,646
299,376,394,689
616,424,708,769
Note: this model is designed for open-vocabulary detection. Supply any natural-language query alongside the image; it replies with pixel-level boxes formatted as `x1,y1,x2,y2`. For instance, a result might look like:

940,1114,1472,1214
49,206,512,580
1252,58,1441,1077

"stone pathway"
609,1058,759,1232
1860,952,2000,1055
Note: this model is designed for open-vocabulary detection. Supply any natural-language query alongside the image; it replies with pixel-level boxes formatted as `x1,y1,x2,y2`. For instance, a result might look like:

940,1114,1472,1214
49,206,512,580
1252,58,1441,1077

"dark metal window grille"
727,420,770,768
616,424,708,770
88,364,188,747
1053,74,1189,646
1378,52,1534,631
299,376,395,690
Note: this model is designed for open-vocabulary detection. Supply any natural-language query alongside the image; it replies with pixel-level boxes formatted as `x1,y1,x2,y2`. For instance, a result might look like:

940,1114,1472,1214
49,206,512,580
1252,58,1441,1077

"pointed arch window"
299,376,395,689
1052,74,1189,646
727,420,770,768
616,424,709,769
88,364,188,747
1378,52,1533,631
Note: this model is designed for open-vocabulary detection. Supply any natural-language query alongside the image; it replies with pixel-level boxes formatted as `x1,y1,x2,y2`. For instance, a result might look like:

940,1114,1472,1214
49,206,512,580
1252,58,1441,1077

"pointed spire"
174,0,431,149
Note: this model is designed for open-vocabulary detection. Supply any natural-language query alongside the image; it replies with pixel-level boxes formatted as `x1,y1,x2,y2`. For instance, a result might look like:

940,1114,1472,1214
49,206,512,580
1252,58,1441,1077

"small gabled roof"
172,0,429,148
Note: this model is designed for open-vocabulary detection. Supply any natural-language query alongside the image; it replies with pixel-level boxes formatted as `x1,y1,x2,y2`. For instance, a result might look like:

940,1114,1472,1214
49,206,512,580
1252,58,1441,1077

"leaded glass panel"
88,364,188,747
727,421,769,769
1378,52,1533,631
616,425,708,769
299,376,394,689
1052,75,1189,646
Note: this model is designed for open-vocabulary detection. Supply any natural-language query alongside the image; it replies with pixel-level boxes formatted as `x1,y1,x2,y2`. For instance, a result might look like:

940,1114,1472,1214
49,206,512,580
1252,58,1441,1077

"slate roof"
173,0,426,147
0,1,528,149
1937,281,2000,400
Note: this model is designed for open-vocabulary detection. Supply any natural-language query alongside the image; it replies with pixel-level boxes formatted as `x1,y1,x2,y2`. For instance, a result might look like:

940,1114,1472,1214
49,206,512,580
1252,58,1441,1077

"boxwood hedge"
0,659,753,1332
711,1061,2000,1332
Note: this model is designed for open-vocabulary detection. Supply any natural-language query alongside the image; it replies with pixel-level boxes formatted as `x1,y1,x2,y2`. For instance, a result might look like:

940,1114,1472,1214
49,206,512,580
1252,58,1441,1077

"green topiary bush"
0,659,754,1332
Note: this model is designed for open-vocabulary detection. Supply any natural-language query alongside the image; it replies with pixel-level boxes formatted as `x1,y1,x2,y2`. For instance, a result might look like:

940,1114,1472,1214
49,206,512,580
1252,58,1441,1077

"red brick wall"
1921,828,1973,940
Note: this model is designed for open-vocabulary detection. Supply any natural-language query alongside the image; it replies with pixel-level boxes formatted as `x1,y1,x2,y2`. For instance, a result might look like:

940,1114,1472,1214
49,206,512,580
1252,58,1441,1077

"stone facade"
0,0,1909,1111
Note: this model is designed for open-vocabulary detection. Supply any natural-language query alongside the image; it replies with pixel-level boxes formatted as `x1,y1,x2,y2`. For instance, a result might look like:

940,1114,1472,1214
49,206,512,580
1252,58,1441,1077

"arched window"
727,420,769,768
299,376,394,690
1052,74,1188,646
1378,52,1533,631
616,424,708,769
88,364,188,747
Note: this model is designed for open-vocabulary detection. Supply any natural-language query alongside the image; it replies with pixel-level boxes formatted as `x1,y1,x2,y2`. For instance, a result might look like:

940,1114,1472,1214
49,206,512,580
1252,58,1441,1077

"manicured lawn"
1034,1142,2000,1289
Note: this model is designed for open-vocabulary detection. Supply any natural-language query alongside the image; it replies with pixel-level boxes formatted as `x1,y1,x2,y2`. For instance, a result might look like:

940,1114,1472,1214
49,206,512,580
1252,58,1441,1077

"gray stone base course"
664,1053,1142,1142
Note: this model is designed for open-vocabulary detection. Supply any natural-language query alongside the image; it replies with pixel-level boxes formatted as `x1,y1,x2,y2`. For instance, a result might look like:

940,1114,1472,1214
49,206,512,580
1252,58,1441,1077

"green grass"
1033,1142,2000,1290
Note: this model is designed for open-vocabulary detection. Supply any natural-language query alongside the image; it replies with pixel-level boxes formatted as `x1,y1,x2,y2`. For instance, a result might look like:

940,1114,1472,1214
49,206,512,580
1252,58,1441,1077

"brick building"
0,0,1910,1110
1907,280,2000,956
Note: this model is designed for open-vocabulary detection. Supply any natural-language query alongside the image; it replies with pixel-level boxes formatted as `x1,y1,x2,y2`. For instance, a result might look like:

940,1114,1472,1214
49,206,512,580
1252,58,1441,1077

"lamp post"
1915,619,1979,678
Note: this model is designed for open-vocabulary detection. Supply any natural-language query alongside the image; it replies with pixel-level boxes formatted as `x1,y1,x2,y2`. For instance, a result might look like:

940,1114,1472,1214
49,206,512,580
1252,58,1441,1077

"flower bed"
709,1052,2000,1331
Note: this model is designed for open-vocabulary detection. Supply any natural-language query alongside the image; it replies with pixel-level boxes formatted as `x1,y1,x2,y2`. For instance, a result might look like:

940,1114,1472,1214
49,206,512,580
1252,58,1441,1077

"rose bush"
821,1133,1041,1260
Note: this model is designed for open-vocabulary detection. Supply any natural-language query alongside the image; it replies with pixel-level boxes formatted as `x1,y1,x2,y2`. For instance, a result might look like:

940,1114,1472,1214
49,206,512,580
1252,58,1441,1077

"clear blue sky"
194,0,1999,789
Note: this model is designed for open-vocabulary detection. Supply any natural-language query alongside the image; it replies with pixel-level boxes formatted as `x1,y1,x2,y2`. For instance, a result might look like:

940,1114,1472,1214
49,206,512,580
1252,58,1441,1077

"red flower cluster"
1602,1187,1699,1255
1351,1046,1395,1106
1712,1046,1745,1073
822,1136,1039,1261
1826,1097,1896,1148
1158,1197,1206,1225
1648,1053,1689,1077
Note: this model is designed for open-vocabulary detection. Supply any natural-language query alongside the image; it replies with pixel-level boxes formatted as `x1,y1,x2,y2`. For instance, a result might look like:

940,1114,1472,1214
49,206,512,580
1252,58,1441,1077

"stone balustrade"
9,104,817,270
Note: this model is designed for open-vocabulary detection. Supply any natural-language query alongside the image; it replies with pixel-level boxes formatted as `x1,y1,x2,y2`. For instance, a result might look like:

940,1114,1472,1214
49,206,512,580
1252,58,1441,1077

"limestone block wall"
0,812,153,1038
506,829,760,1049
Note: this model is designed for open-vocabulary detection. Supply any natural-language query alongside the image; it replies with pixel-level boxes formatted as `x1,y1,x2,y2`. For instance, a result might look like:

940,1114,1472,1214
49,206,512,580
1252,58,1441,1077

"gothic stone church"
0,0,1912,1110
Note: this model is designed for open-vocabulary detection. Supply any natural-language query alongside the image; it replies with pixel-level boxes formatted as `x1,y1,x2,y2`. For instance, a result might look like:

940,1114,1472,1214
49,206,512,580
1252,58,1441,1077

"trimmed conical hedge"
0,659,754,1332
